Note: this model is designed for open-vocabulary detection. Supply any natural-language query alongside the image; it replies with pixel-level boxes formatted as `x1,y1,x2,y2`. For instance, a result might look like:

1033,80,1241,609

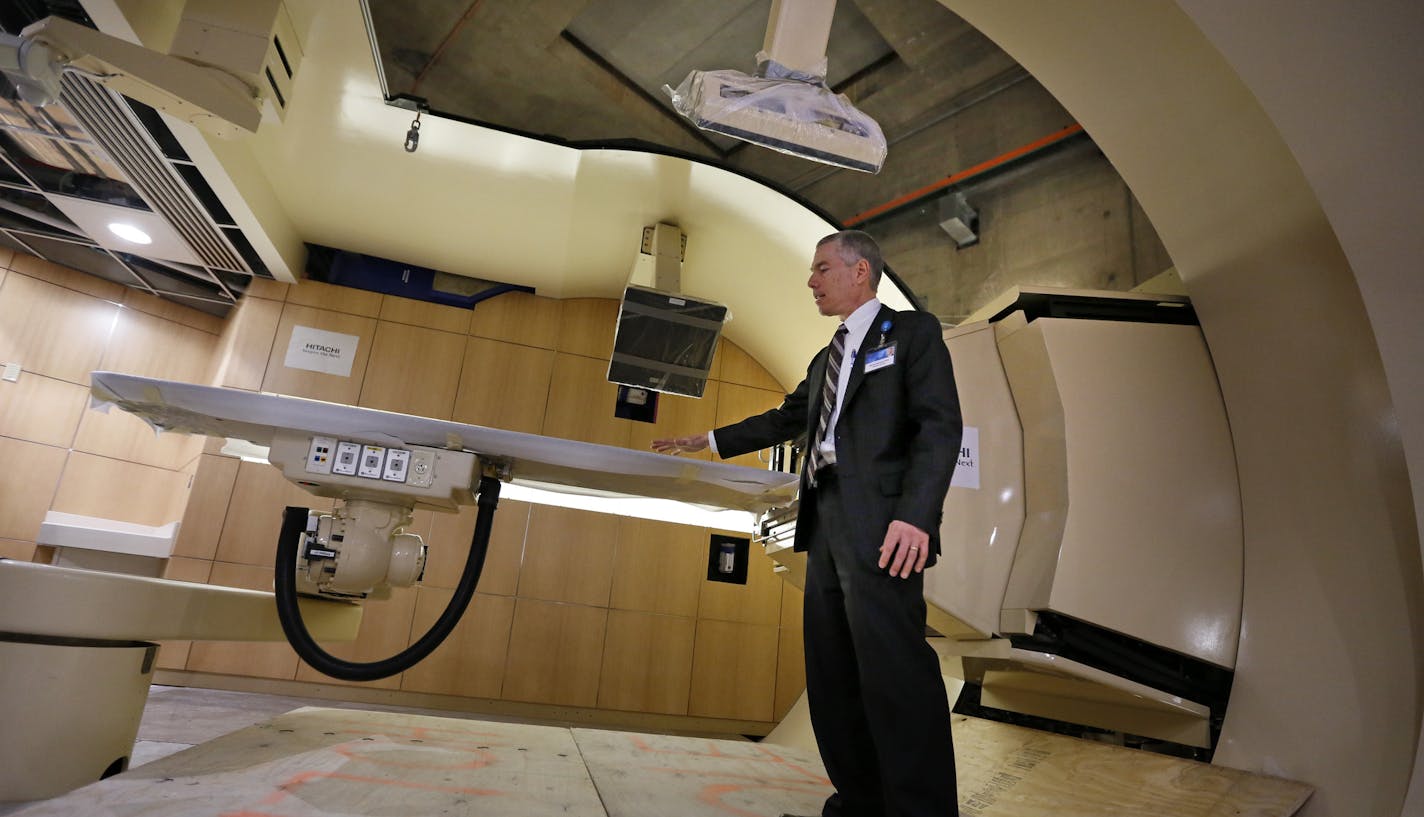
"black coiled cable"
273,475,502,681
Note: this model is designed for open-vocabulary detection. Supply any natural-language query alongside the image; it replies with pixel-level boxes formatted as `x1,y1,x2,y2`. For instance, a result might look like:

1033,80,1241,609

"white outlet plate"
357,445,386,479
332,441,361,476
382,449,411,483
305,435,336,474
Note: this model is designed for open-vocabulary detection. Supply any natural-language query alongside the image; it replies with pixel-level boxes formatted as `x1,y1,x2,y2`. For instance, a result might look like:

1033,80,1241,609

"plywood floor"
8,701,1312,817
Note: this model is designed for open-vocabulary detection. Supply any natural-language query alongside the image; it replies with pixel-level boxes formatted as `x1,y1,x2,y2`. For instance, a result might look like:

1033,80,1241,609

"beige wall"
150,275,801,731
0,250,220,564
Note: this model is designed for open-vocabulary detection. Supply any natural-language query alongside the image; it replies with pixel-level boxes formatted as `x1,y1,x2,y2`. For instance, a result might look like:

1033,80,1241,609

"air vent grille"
59,72,249,273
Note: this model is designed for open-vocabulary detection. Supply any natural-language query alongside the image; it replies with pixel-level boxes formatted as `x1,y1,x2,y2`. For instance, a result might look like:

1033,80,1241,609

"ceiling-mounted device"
938,192,980,249
0,1,304,139
609,285,727,399
628,221,688,292
664,0,886,173
611,223,728,399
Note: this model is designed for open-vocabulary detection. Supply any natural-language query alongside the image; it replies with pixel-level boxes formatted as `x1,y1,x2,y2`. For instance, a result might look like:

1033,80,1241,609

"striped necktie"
807,324,848,485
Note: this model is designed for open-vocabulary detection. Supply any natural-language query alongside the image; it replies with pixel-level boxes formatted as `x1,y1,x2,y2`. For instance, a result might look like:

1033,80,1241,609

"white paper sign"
951,425,980,490
285,325,359,377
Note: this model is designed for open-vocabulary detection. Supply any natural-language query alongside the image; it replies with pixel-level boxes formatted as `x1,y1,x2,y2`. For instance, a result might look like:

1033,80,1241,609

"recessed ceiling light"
108,222,152,245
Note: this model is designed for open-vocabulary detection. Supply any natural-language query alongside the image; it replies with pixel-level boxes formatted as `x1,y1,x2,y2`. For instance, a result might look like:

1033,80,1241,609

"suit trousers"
804,471,958,817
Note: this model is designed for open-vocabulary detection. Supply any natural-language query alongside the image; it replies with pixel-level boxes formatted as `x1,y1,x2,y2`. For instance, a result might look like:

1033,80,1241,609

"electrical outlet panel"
357,445,386,479
305,436,336,474
269,430,478,510
383,449,411,482
332,441,361,476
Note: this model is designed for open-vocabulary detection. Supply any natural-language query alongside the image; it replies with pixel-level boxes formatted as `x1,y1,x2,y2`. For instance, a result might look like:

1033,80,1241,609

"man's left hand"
879,520,930,578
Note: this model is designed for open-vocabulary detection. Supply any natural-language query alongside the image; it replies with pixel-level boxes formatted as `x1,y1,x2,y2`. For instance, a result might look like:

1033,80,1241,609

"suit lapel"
841,305,895,410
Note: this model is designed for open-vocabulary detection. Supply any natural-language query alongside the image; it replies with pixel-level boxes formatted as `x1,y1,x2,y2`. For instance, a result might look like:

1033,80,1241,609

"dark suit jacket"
714,305,961,564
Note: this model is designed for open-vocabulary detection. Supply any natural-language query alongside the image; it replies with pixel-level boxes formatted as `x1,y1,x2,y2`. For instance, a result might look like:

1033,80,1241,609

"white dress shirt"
708,298,881,464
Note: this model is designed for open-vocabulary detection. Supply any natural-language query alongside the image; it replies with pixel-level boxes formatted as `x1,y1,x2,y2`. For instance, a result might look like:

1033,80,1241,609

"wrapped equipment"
665,52,886,174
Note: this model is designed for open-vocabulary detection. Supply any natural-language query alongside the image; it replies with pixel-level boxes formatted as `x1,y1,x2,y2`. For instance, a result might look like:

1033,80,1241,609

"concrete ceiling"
364,0,1027,218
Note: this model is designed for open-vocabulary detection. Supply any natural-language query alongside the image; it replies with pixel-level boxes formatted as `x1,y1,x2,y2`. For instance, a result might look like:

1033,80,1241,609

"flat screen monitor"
608,286,728,398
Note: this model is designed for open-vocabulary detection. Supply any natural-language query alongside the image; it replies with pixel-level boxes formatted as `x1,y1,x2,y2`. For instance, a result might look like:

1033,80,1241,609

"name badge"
863,342,896,373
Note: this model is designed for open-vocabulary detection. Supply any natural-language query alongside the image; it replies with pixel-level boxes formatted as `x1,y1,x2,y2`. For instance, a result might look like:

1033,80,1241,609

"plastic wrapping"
664,53,886,173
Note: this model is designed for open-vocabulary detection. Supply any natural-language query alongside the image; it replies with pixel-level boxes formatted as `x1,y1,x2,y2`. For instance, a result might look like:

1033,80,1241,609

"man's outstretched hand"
651,433,709,455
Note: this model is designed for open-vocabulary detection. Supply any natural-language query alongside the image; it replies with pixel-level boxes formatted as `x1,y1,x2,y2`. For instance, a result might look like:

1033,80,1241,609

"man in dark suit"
653,230,962,817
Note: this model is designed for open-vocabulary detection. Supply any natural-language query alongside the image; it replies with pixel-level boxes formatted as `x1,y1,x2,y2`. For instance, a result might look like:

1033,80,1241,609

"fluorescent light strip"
219,439,757,533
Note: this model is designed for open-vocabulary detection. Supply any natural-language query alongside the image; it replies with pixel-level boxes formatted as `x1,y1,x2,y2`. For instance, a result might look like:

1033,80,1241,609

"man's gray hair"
818,230,883,288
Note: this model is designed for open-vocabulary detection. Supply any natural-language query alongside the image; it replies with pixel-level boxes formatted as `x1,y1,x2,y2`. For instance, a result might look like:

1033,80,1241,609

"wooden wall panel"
704,334,725,381
0,273,117,384
554,298,618,359
185,562,299,679
8,255,125,301
400,589,515,699
156,556,214,671
714,383,789,469
172,454,240,560
0,538,36,561
626,381,719,461
502,598,607,707
244,277,289,301
79,305,214,477
102,308,217,383
261,304,376,404
215,460,333,566
519,505,617,607
0,372,86,447
688,620,779,722
294,586,417,690
285,279,381,317
358,322,466,419
211,295,282,390
420,500,528,594
719,339,787,392
697,539,784,625
470,292,562,350
72,406,204,471
542,353,629,447
0,438,66,542
775,624,806,721
780,582,804,631
608,517,705,617
452,337,554,434
379,294,471,335
769,559,807,723
597,610,695,715
50,451,190,528
121,289,224,335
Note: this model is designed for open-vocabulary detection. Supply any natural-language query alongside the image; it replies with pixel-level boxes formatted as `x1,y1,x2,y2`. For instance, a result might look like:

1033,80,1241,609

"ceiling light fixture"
108,222,152,244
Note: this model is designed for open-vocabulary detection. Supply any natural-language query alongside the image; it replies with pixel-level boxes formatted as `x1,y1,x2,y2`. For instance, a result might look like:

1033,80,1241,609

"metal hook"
404,114,421,153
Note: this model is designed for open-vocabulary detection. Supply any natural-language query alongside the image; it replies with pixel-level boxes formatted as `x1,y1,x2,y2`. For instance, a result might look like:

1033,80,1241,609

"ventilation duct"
59,73,250,272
